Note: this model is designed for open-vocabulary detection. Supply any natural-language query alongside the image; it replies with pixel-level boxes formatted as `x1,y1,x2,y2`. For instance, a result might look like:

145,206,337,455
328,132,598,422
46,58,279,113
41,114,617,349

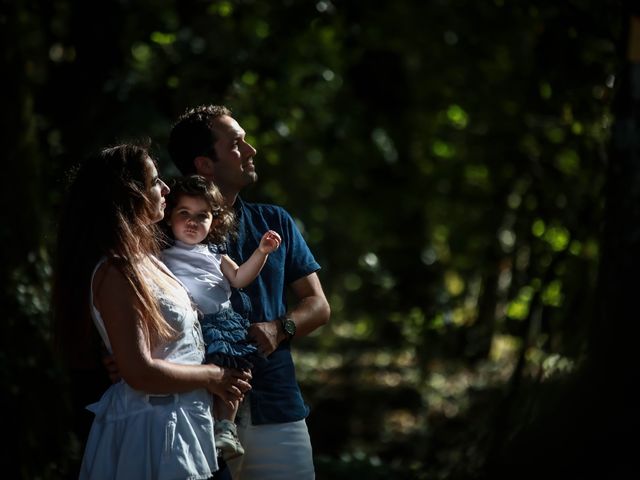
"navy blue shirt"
225,197,321,425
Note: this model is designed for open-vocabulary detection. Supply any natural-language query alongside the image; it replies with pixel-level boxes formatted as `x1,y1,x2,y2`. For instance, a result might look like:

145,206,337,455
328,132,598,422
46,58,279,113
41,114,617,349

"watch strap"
279,314,296,339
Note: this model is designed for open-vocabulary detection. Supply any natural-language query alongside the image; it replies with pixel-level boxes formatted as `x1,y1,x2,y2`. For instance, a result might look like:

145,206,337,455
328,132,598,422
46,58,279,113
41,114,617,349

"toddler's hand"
259,230,281,254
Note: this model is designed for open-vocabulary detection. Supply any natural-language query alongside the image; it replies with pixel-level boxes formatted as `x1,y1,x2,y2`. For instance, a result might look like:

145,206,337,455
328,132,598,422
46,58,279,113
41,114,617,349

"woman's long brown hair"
51,144,174,369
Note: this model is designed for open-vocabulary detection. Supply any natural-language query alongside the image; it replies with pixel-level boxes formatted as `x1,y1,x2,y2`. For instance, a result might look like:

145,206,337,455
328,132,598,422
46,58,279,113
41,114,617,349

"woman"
52,143,251,479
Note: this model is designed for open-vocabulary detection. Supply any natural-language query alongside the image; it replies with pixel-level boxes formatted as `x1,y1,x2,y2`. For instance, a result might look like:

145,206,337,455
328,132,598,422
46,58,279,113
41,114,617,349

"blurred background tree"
0,0,633,478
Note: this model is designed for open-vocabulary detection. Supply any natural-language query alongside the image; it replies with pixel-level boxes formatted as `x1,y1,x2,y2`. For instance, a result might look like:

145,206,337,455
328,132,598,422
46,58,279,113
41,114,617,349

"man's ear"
194,156,214,177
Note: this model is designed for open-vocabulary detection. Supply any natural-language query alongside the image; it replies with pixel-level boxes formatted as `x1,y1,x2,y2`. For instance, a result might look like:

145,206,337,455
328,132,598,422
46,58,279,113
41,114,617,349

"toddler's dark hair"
164,175,236,245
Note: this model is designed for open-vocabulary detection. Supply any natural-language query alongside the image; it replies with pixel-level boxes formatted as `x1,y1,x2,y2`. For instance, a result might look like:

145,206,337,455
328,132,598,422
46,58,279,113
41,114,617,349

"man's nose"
244,142,257,157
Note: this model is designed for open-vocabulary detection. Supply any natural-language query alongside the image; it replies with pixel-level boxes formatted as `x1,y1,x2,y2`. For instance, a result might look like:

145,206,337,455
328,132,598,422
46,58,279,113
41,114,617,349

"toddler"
161,175,281,460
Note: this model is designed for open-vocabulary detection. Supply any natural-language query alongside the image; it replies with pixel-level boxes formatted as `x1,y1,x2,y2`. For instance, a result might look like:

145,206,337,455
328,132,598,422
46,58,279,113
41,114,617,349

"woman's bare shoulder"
93,260,135,309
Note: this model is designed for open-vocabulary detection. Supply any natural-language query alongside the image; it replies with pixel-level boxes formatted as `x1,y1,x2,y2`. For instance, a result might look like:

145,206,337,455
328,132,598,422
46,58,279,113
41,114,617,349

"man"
168,105,331,479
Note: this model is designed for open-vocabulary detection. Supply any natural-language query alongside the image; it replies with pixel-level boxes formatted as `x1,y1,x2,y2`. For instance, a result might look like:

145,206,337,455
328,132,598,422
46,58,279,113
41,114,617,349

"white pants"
227,403,314,480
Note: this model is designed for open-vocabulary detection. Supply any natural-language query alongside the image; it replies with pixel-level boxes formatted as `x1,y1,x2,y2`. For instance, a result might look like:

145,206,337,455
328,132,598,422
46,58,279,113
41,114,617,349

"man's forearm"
294,295,331,337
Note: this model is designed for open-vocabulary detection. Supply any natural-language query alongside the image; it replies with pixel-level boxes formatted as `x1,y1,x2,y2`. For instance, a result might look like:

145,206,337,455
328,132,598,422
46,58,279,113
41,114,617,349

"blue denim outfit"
225,198,321,425
201,307,262,370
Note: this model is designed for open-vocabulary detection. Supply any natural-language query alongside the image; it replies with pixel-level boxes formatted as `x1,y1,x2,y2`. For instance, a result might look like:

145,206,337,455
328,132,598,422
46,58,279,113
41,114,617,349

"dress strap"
89,257,112,353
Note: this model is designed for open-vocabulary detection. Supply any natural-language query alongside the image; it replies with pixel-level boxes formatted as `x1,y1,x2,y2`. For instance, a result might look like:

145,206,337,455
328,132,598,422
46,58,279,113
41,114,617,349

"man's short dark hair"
168,105,231,175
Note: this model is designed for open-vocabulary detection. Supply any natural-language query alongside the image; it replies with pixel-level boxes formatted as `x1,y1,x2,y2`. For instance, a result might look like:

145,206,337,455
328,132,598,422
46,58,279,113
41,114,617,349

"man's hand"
248,321,284,357
102,354,121,384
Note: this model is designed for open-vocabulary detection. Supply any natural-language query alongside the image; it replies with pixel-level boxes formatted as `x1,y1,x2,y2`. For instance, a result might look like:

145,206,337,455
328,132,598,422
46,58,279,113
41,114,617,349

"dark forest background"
2,0,639,478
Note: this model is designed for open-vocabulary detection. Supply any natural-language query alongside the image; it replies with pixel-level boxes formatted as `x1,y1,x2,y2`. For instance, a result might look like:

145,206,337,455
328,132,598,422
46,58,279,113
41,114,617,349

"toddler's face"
168,195,214,245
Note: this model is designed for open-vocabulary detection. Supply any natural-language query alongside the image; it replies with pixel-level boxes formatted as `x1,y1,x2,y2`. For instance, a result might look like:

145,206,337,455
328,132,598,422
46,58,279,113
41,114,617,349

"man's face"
209,115,258,192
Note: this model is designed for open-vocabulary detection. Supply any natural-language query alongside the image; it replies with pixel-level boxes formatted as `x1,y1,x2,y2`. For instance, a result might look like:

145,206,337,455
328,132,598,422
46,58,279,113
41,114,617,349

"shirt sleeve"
279,207,321,285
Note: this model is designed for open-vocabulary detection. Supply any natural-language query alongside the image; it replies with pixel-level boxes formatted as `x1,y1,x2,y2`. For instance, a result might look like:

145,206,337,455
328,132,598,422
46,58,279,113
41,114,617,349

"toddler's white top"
162,241,232,315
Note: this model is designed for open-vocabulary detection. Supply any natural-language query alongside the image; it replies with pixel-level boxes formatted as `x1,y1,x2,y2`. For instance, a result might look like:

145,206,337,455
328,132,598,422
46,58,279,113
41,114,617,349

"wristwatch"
279,314,296,340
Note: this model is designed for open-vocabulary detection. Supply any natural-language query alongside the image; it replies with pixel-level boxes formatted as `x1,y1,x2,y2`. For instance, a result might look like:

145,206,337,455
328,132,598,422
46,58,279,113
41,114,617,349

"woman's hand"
205,364,252,408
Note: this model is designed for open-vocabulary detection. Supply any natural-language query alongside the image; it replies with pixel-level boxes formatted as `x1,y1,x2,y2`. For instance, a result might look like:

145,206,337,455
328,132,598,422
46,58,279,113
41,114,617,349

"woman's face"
144,156,170,224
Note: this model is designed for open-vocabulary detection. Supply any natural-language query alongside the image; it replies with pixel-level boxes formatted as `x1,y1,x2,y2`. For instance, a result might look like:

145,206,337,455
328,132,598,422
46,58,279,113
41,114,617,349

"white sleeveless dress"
79,257,218,480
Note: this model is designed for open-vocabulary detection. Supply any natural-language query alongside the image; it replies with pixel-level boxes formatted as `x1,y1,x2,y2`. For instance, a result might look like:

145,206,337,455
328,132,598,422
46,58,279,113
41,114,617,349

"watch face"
283,318,296,336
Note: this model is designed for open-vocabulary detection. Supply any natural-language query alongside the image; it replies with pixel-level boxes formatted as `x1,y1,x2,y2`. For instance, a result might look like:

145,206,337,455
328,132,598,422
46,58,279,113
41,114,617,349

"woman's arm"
93,263,251,403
